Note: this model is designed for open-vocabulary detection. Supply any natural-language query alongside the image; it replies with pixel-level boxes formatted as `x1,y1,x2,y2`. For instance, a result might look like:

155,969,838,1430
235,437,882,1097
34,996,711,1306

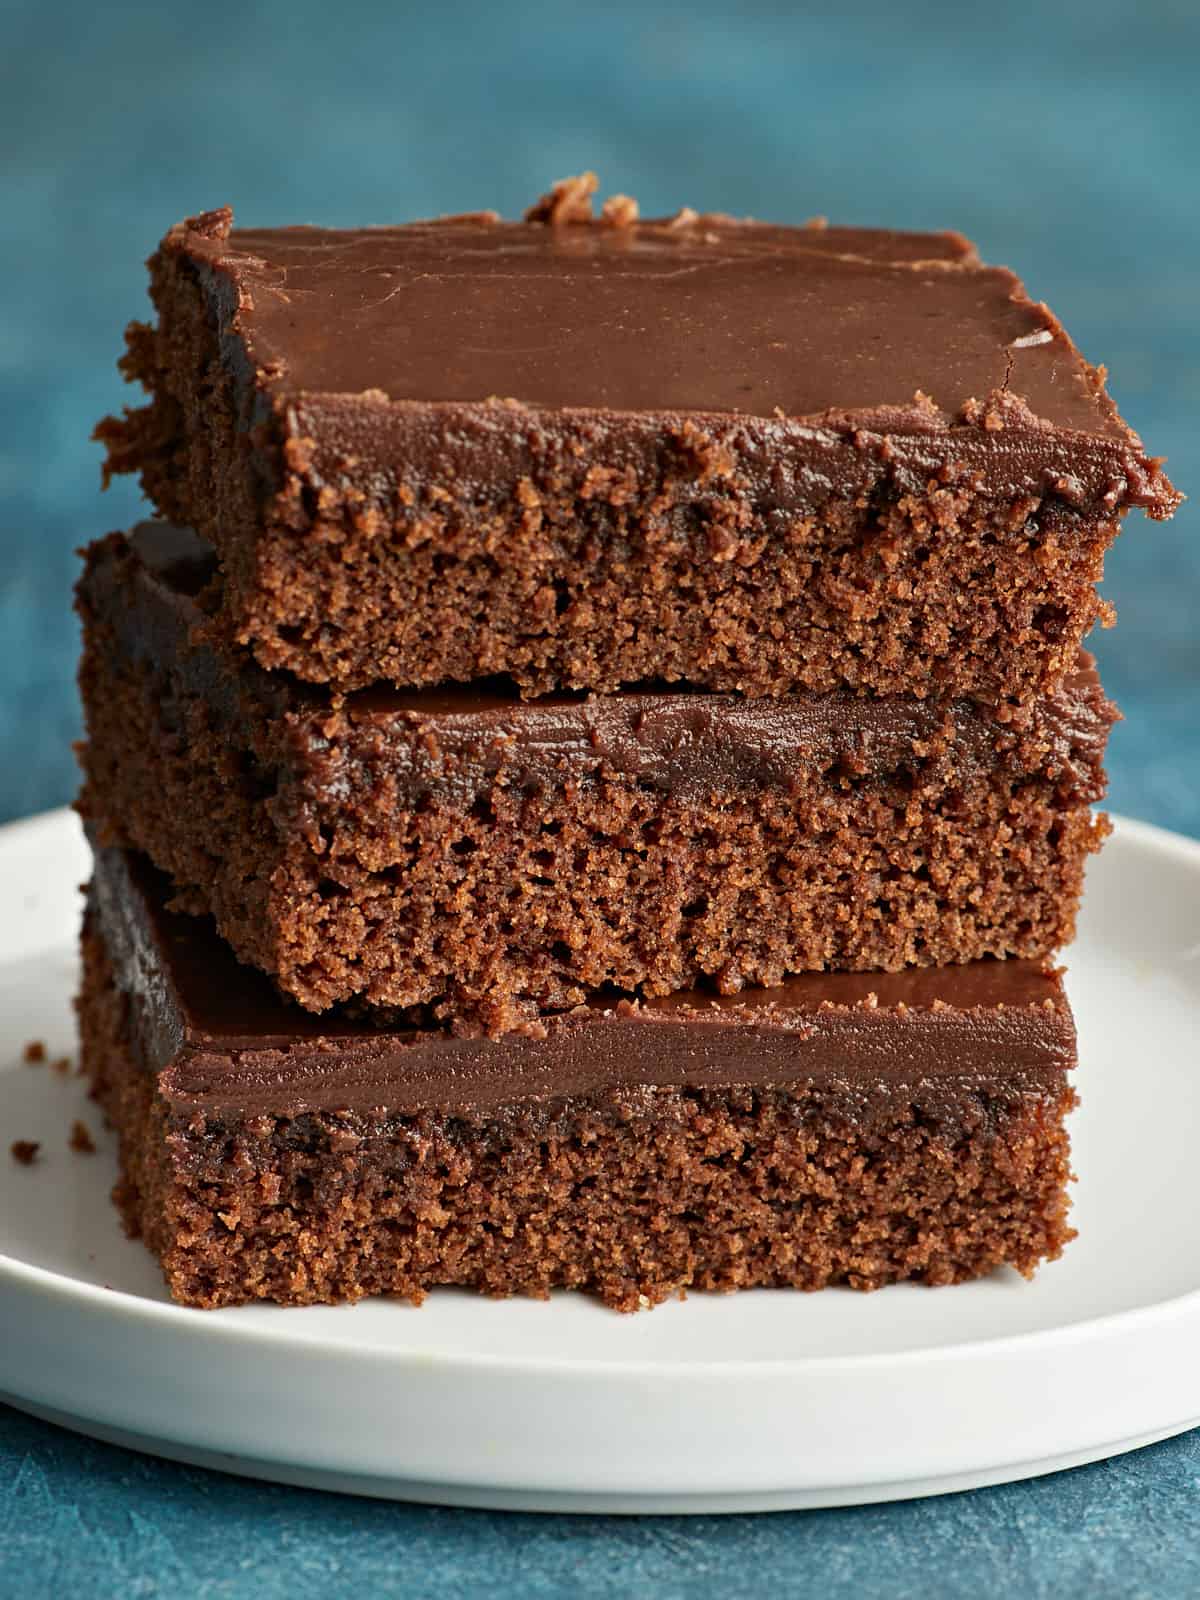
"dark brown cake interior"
77,523,1116,1026
80,843,1078,1310
91,841,1076,1117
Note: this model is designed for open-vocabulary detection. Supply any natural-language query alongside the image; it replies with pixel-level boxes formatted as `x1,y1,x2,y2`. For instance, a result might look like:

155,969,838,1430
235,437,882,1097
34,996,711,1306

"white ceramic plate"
1,807,1199,1513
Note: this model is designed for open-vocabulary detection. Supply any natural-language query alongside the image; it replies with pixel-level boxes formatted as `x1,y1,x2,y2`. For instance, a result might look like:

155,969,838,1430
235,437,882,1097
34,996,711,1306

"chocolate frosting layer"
90,842,1076,1120
183,213,1119,435
86,524,1117,807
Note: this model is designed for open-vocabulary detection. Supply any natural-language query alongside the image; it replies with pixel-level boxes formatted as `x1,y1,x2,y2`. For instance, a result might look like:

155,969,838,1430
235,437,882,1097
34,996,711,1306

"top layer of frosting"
171,206,1128,436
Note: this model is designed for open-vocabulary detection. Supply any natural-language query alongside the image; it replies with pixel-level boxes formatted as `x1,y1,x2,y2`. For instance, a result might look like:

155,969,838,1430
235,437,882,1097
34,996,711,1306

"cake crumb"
52,1056,71,1076
22,1039,46,1064
601,193,639,227
69,1121,96,1154
183,204,234,241
525,172,598,225
11,1140,40,1166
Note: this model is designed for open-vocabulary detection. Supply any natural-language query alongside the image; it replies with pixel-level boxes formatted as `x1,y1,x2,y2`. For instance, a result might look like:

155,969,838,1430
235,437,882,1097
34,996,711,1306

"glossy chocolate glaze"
90,842,1076,1120
181,212,1123,435
85,524,1116,807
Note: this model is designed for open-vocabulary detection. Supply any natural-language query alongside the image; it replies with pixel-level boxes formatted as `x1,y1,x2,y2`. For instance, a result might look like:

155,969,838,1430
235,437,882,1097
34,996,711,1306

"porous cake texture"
80,845,1078,1311
77,524,1115,1031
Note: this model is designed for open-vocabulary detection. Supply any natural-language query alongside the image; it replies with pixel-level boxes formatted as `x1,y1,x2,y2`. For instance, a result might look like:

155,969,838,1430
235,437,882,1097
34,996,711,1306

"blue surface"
2,0,1197,1593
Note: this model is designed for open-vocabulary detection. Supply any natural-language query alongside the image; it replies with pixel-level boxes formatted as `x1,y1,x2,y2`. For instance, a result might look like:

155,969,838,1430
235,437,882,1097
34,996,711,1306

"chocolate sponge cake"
77,523,1116,1030
95,191,1178,699
80,843,1078,1312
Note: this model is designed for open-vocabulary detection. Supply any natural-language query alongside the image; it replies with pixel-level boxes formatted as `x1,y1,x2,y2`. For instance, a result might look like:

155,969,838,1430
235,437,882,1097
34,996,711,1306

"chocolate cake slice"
81,842,1078,1312
77,523,1116,1031
95,186,1178,699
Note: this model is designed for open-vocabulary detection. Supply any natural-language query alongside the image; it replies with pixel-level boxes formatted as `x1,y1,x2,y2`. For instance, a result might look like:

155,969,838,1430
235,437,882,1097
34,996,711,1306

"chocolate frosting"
89,524,1116,808
160,206,1179,522
90,842,1076,1120
183,214,1118,434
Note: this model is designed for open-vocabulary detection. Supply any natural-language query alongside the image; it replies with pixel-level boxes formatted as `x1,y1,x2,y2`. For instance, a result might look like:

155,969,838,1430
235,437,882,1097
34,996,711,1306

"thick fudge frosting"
153,200,1180,520
91,842,1075,1122
184,209,1114,434
81,523,1118,807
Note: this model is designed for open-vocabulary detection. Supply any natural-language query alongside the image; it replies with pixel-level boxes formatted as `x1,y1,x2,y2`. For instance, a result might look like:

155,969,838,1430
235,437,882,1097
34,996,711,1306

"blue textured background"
2,0,1197,1593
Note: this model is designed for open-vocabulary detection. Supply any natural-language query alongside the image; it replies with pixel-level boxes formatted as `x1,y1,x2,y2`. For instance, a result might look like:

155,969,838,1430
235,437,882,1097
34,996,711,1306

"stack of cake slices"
77,177,1179,1311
